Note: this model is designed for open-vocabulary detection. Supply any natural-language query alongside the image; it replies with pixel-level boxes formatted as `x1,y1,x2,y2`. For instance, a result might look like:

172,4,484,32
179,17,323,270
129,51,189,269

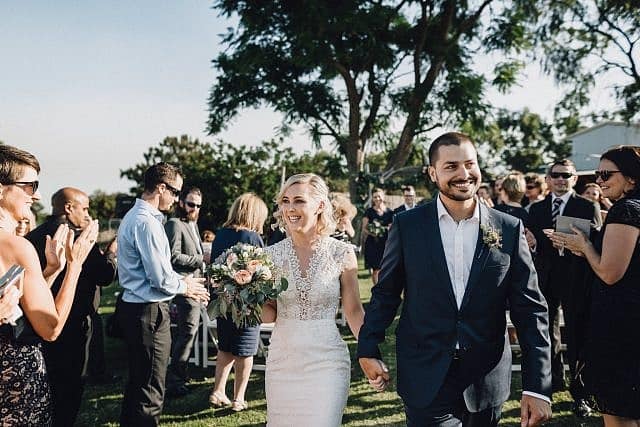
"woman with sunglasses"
0,144,98,425
551,145,640,426
208,192,269,412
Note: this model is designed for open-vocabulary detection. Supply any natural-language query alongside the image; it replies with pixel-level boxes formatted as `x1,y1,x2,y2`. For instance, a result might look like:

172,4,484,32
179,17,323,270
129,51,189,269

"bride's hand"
359,358,390,392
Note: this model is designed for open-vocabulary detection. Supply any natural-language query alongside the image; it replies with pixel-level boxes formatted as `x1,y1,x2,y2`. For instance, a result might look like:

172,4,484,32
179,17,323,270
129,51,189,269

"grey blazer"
165,217,204,277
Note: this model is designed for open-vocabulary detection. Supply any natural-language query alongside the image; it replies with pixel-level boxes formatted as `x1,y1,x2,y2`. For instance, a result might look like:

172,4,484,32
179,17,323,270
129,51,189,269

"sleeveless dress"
585,197,640,418
363,207,393,269
265,237,352,427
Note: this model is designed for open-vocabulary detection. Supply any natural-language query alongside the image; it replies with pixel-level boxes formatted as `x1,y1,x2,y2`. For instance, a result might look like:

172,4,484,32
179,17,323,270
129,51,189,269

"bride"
263,173,365,426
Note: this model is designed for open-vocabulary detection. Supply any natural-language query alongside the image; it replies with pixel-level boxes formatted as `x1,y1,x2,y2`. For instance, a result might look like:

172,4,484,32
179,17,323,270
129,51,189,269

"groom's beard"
436,177,479,202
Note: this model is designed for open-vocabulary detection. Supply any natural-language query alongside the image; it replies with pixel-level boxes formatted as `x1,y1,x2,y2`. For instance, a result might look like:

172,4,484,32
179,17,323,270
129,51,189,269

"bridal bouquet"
207,243,288,327
367,219,387,238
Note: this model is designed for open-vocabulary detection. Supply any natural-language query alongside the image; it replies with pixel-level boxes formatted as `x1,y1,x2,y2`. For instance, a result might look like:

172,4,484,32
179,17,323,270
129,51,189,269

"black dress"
494,204,530,228
585,197,640,418
0,321,52,426
363,207,393,269
211,228,264,357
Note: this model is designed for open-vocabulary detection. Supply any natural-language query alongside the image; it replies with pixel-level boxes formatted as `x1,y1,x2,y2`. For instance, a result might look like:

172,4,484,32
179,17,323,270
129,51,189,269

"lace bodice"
266,237,351,321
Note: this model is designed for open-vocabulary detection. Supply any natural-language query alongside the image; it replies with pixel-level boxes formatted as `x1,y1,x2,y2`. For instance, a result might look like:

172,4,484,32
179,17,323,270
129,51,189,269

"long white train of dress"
265,237,352,427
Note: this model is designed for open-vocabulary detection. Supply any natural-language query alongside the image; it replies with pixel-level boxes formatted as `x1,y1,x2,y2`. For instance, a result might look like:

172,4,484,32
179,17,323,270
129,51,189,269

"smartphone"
0,265,25,297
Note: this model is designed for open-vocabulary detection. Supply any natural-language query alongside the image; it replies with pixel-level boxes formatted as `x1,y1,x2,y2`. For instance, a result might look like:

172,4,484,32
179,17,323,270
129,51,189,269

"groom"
358,132,552,426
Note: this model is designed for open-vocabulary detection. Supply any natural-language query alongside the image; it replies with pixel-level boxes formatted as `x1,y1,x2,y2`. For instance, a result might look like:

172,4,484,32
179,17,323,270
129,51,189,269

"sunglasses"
549,172,574,179
594,170,622,182
3,180,39,195
185,201,201,209
526,185,538,190
161,181,181,197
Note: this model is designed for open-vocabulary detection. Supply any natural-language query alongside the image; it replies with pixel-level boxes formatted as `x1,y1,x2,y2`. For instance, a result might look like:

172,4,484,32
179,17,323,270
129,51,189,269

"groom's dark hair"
428,132,475,165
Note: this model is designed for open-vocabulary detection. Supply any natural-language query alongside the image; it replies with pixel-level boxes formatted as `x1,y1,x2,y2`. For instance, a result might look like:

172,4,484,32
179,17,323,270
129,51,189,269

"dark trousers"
119,301,171,427
404,360,502,427
545,290,568,389
88,310,107,378
166,295,200,390
43,317,91,427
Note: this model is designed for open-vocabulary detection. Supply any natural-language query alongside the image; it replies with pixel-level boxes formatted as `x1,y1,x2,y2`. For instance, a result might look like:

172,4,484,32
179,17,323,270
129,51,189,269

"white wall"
569,124,640,171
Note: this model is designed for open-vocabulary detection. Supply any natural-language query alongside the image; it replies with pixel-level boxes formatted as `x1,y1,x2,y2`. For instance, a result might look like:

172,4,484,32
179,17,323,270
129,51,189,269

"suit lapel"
423,202,458,310
183,220,203,254
460,203,492,311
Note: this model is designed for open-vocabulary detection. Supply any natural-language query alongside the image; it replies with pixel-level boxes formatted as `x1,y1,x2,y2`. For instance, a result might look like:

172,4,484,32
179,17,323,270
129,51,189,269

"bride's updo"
275,173,336,236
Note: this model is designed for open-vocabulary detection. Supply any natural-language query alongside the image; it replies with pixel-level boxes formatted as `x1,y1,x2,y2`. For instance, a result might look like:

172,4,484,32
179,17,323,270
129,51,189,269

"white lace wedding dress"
265,237,352,427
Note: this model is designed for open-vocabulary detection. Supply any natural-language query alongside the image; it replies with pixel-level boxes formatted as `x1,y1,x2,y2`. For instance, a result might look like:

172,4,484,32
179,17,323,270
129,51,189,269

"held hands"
183,274,209,304
520,394,551,426
359,358,390,392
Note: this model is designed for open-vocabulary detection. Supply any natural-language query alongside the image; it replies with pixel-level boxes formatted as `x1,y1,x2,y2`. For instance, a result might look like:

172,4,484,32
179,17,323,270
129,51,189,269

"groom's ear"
427,165,437,183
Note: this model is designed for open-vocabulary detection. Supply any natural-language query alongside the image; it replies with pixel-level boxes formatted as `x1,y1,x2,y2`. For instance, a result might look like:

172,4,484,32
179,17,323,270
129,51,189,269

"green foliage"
469,108,571,175
120,135,349,229
88,190,119,227
538,0,640,121
207,0,547,203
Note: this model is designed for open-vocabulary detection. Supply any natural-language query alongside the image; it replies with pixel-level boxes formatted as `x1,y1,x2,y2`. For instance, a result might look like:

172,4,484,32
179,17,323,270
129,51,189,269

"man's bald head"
51,187,92,229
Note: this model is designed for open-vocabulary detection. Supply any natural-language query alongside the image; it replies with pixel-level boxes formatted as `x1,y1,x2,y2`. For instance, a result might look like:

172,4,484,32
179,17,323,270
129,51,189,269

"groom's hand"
359,358,390,392
520,394,551,426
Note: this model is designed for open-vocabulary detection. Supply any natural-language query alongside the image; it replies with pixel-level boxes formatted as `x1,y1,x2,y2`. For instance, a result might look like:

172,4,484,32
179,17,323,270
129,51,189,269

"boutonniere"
480,223,502,249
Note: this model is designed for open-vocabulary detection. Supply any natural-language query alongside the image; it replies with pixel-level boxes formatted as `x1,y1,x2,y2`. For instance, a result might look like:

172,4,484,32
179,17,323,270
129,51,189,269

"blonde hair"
501,172,526,203
223,192,269,234
274,173,336,236
331,193,357,221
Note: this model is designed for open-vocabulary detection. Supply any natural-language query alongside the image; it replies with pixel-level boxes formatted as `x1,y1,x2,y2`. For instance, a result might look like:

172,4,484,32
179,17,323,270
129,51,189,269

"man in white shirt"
358,132,552,426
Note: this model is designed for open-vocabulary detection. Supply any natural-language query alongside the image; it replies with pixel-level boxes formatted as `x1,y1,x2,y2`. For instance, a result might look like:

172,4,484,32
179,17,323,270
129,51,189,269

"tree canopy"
537,0,640,122
207,0,544,201
120,135,351,229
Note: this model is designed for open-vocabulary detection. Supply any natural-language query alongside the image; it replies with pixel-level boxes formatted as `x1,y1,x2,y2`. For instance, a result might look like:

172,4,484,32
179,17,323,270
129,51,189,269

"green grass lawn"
77,264,603,426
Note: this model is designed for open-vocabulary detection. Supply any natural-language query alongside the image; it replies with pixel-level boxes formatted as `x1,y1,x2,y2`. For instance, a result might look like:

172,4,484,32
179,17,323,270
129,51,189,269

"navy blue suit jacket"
357,200,551,410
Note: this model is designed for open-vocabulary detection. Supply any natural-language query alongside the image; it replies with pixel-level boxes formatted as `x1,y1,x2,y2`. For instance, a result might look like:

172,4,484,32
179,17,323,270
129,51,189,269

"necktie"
551,198,563,228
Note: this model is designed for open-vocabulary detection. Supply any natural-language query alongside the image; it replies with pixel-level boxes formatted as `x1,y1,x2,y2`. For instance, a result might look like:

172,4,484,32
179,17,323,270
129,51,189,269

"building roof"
564,121,640,141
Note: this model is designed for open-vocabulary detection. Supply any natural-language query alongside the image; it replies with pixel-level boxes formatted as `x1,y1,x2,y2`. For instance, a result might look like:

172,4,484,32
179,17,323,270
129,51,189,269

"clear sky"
0,1,613,212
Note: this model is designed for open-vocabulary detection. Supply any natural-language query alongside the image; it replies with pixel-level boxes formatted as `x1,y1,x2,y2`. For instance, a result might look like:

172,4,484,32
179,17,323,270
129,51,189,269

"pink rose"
226,252,238,267
246,259,263,273
233,269,253,285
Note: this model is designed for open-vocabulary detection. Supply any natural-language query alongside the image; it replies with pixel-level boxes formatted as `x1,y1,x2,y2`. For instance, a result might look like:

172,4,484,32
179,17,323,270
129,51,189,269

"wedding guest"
208,192,268,412
582,183,612,222
491,177,505,206
523,172,547,211
117,162,209,426
0,144,97,426
495,172,530,227
361,188,393,285
262,173,365,425
87,236,119,385
165,186,208,398
477,183,495,208
26,187,117,427
330,193,356,243
393,185,418,214
551,145,640,427
528,159,601,417
358,132,551,427
15,211,35,237
202,229,215,243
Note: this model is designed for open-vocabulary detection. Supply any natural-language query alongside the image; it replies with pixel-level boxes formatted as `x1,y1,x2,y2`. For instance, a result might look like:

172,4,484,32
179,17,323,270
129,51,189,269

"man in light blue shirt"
117,162,209,426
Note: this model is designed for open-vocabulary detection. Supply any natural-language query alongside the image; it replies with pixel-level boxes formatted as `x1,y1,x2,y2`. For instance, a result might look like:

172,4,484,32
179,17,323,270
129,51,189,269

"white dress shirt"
551,191,572,216
436,195,550,403
436,196,479,308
